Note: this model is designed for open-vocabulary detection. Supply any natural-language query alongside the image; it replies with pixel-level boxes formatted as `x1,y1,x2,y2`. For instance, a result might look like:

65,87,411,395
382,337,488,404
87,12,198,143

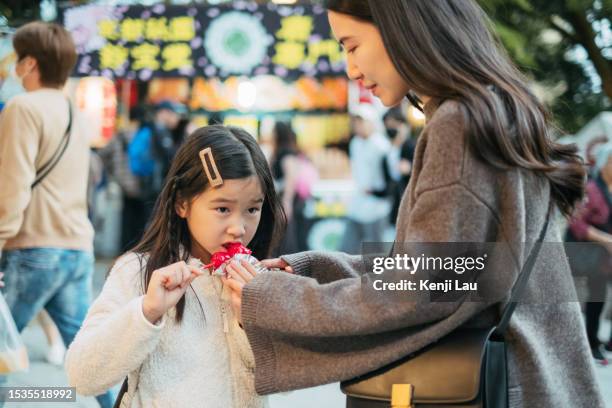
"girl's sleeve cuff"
137,296,167,329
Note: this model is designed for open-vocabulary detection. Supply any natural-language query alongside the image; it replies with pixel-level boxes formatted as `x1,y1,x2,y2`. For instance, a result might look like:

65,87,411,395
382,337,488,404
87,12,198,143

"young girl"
65,125,285,407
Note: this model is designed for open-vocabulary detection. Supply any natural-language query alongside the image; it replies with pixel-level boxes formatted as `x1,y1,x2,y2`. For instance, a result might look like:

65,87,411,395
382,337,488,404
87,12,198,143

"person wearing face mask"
222,1,604,407
0,22,115,407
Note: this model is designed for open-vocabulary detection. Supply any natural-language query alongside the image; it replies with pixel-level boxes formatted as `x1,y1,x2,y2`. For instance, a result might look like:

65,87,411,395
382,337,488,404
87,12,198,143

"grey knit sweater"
242,99,605,407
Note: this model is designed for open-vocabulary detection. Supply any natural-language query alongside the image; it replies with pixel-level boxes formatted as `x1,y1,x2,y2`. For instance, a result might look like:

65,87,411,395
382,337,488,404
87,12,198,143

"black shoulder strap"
113,378,128,408
493,200,553,339
31,99,73,189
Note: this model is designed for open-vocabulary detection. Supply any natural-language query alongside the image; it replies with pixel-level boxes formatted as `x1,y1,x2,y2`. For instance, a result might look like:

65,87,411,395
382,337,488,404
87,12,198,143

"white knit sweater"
65,253,267,408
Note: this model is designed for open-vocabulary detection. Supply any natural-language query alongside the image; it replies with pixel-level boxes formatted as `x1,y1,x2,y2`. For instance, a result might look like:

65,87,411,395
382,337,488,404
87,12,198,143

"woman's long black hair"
131,125,286,322
326,0,585,216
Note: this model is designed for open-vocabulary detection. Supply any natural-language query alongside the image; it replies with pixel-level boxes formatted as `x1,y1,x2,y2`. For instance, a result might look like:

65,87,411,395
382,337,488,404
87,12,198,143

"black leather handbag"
341,206,552,408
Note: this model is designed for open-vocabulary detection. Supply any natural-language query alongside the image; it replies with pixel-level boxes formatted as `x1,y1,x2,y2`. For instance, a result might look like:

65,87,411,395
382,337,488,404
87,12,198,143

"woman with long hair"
223,1,604,406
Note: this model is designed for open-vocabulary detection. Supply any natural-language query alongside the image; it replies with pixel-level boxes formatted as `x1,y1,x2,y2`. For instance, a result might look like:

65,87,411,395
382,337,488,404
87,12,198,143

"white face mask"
9,63,28,91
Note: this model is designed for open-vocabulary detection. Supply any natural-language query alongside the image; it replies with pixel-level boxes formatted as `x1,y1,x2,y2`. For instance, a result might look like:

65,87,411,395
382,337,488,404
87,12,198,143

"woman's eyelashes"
339,41,357,54
342,44,357,54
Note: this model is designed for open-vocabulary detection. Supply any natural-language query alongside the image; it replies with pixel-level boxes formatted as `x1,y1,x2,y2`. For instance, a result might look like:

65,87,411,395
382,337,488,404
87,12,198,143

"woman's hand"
260,258,293,274
222,260,260,325
0,271,4,288
142,261,204,324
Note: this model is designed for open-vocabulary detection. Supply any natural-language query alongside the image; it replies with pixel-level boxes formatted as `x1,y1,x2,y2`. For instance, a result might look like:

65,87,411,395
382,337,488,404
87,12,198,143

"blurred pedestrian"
383,106,415,223
0,22,114,407
36,310,66,366
99,105,146,251
341,105,391,254
567,143,612,365
123,101,188,249
150,100,189,190
271,121,317,253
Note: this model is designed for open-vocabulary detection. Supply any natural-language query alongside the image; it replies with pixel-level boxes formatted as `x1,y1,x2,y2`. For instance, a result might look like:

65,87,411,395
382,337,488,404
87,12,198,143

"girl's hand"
142,261,204,324
222,260,259,325
261,258,293,274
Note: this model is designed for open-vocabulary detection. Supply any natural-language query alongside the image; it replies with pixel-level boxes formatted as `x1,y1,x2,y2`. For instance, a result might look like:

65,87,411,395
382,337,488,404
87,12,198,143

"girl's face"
328,11,410,107
176,176,264,263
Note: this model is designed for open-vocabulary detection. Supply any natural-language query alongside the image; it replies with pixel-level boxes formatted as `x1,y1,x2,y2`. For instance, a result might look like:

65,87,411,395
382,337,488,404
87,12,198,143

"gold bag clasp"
391,384,415,408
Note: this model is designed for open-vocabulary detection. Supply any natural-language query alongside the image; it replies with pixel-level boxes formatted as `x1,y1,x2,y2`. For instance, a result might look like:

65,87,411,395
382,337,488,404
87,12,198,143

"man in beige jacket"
0,22,113,407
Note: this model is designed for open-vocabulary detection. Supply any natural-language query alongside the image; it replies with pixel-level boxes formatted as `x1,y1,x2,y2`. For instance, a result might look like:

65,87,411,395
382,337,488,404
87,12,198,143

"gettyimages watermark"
370,252,485,292
356,242,610,303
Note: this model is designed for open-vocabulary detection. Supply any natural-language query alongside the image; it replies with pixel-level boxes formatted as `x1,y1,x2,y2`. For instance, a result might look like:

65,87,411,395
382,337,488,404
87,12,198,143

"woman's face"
328,11,410,107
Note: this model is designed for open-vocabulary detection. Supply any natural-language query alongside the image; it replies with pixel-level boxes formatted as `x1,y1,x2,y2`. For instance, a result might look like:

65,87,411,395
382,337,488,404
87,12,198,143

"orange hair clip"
199,147,223,187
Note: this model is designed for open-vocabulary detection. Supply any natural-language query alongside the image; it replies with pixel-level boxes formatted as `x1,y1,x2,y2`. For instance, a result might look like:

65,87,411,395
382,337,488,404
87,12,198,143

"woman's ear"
175,198,189,218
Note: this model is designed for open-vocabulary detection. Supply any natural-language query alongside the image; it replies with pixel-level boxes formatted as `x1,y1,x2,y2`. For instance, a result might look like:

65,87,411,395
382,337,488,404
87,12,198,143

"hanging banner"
187,75,348,112
61,2,345,81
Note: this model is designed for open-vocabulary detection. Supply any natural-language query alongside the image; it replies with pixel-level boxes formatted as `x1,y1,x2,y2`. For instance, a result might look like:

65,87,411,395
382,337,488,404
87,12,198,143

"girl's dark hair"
132,125,286,322
326,0,585,216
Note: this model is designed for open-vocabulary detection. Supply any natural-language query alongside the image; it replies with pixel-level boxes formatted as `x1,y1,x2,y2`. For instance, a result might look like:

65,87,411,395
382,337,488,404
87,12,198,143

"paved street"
3,260,611,407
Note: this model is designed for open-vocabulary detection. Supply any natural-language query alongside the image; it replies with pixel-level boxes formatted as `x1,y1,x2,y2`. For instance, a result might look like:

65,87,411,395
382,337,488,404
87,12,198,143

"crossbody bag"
341,202,552,408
